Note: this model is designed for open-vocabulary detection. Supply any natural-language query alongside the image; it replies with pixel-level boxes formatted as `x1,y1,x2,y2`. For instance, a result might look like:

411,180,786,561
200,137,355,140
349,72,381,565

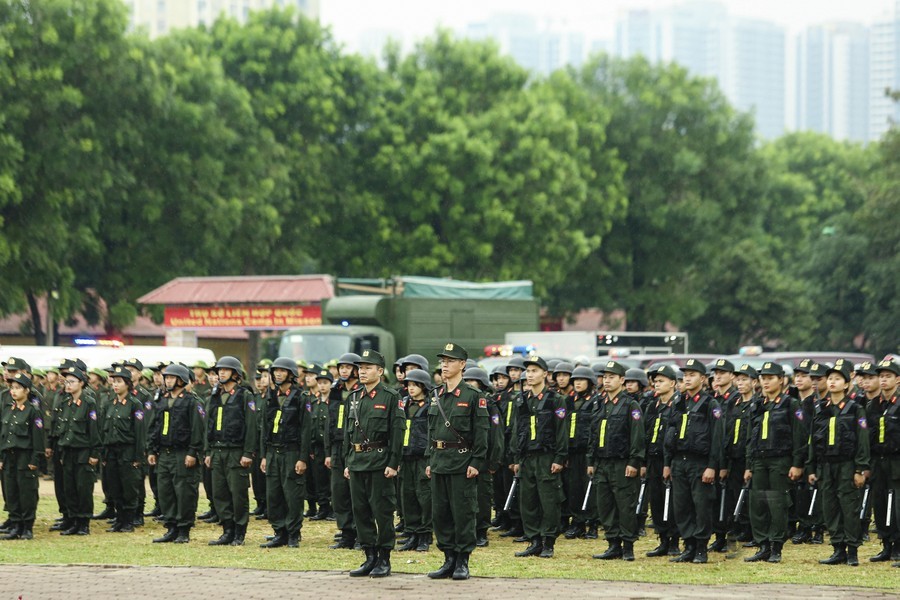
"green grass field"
1,482,896,589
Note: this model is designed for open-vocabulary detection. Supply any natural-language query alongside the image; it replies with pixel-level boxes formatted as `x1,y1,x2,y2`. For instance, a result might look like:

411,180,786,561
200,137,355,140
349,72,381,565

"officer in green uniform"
148,363,205,544
205,356,258,546
343,350,405,578
192,362,212,399
743,362,807,563
102,366,146,533
512,356,568,559
0,373,43,540
259,357,312,549
808,358,870,566
425,343,489,580
867,359,899,562
664,359,724,564
709,358,739,552
497,358,526,539
251,360,271,519
308,368,332,521
792,359,824,544
462,367,502,548
397,368,433,553
57,366,101,535
325,353,361,550
589,360,645,561
644,365,680,557
725,363,757,543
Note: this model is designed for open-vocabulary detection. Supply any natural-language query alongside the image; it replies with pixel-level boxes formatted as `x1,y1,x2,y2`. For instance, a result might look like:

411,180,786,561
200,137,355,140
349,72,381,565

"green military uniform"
477,389,504,543
102,370,146,533
309,386,331,519
744,362,807,563
512,357,568,558
644,365,679,556
0,374,44,539
590,361,645,561
664,359,724,563
398,378,433,552
325,361,360,549
563,382,596,539
206,380,258,544
808,359,871,565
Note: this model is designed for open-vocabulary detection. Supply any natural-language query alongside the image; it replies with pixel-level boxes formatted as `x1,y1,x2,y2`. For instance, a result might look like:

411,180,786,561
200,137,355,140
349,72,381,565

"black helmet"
271,357,299,378
490,364,509,379
404,369,433,390
624,368,648,387
465,359,478,371
162,363,191,386
546,359,561,372
337,353,361,367
571,366,596,383
401,353,430,373
553,361,574,376
215,355,244,374
463,367,491,389
506,356,525,372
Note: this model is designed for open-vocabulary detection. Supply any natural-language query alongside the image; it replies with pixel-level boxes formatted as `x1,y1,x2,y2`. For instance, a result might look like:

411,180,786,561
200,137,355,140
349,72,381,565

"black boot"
1,522,22,540
475,529,489,547
415,532,432,552
153,524,178,543
515,537,544,557
60,518,81,536
287,531,301,548
310,504,331,521
539,536,555,558
622,540,635,561
330,530,356,550
173,525,190,544
118,510,135,533
349,547,378,577
819,543,847,565
92,504,115,520
646,536,670,557
870,540,893,562
50,517,71,532
810,528,824,544
145,504,161,518
20,520,34,540
709,532,728,553
452,551,471,579
260,528,287,548
106,516,123,533
744,541,771,562
0,518,13,533
369,548,391,578
584,524,599,540
846,545,859,566
428,551,457,579
209,521,235,546
692,540,709,563
564,524,582,539
791,526,811,544
197,508,214,520
398,533,418,552
499,524,524,538
767,541,783,563
231,523,247,546
671,539,696,562
593,539,623,560
202,510,219,524
667,536,682,556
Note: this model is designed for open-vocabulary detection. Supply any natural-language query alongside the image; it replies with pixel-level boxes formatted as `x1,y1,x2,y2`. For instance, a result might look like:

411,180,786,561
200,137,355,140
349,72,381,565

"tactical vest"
208,386,249,446
812,399,859,459
569,394,596,452
645,399,672,457
327,384,357,446
265,387,306,447
402,401,430,458
668,392,714,457
751,395,793,457
594,394,632,460
516,391,557,454
872,395,900,456
158,394,196,449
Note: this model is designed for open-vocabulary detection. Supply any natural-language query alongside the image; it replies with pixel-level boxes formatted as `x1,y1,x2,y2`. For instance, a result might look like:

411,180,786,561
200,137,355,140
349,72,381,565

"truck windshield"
278,333,351,365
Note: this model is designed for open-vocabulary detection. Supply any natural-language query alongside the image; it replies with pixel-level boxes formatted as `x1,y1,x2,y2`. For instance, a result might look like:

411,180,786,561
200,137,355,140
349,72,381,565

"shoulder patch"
89,410,98,421
34,417,43,429
712,407,722,419
306,403,312,412
794,408,804,421
135,410,144,421
858,417,867,429
247,400,256,412
491,413,500,425
479,398,487,409
554,406,567,419
631,408,641,421
145,401,153,411
197,405,206,417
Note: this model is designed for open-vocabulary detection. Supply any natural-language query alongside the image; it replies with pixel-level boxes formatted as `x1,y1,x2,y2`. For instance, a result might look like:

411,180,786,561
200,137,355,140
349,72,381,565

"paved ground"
0,565,896,600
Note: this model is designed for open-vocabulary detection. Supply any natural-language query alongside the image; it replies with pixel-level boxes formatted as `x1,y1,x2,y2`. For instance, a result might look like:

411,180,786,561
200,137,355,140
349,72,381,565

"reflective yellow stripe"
679,413,688,439
828,416,836,446
599,419,607,448
529,415,537,440
506,405,513,427
880,416,886,444
162,412,169,436
761,412,769,440
651,418,661,444
404,419,411,447
733,418,741,445
273,409,282,434
337,404,344,429
216,407,223,431
569,412,577,438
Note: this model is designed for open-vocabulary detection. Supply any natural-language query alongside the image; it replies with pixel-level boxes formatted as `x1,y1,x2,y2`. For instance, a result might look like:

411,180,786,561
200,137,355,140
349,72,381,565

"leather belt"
432,440,469,450
353,441,386,453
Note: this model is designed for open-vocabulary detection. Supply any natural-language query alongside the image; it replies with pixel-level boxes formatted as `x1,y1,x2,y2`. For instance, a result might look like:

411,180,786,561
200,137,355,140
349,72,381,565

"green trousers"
349,469,397,550
749,456,792,543
595,458,640,542
432,471,477,553
211,447,251,526
671,455,714,542
265,447,306,534
330,444,354,532
60,447,96,519
400,456,432,535
519,453,562,540
820,460,863,547
105,445,142,514
157,448,201,528
2,449,39,522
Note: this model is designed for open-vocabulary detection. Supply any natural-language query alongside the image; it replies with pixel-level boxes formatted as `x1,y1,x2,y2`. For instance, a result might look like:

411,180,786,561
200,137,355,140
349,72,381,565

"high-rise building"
797,23,869,142
869,2,900,141
124,0,319,38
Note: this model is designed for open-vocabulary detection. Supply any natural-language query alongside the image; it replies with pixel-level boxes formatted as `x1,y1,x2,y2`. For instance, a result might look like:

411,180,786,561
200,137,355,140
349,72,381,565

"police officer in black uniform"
325,353,361,550
563,366,599,540
867,359,900,562
644,365,680,557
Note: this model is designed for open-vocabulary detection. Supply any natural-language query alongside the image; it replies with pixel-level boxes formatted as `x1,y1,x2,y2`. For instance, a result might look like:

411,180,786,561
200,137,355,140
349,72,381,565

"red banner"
164,305,322,329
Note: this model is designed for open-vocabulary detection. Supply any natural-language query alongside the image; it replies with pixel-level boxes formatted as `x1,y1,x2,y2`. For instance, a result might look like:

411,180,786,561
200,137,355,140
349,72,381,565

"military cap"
404,368,433,390
523,356,549,371
808,362,828,378
108,365,132,381
315,367,334,382
7,372,32,390
735,363,758,379
855,361,877,376
122,358,143,370
553,361,575,375
682,359,707,375
31,367,46,378
63,367,88,383
712,358,735,373
827,359,852,382
192,360,209,370
356,349,385,368
795,359,815,374
758,361,784,377
304,363,321,374
89,367,109,381
571,366,596,381
601,360,627,376
2,357,31,372
655,365,679,381
47,366,60,375
876,359,900,376
437,343,468,361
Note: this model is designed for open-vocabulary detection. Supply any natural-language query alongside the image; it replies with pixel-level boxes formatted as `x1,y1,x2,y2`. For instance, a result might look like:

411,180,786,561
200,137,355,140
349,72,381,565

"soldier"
101,365,146,534
425,343,489,580
397,368,433,553
708,359,739,552
793,359,824,544
870,359,900,563
205,357,258,546
308,368,333,521
0,373,43,540
644,365,681,557
325,353,361,550
563,366,600,540
148,364,205,544
250,361,270,520
259,357,312,549
192,362,213,399
56,366,101,536
725,364,758,543
743,362,807,563
343,350,404,578
488,365,513,532
462,367,501,548
808,358,870,566
664,359,724,564
589,361,645,561
498,357,527,540
512,356,568,559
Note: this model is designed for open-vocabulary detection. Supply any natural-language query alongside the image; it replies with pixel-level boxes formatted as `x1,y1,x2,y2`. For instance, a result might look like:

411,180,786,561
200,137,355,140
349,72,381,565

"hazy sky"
321,0,897,50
